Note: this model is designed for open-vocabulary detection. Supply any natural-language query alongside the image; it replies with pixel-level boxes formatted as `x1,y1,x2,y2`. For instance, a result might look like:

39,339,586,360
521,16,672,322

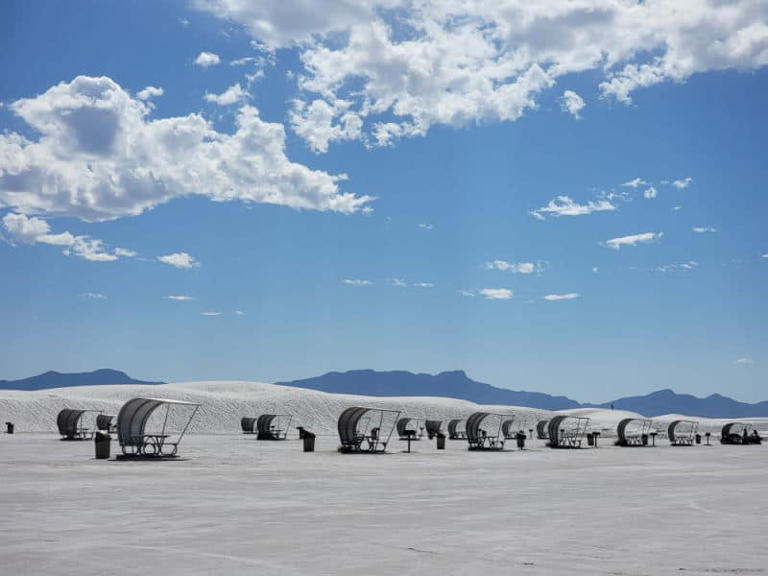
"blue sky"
1,1,767,402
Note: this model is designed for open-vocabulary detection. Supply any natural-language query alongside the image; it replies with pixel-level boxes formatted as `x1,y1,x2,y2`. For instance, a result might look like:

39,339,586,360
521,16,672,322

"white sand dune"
1,381,765,437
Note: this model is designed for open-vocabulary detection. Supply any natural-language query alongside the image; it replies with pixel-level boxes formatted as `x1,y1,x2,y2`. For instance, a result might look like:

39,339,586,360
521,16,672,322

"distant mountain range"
0,369,163,391
277,369,768,418
2,368,767,418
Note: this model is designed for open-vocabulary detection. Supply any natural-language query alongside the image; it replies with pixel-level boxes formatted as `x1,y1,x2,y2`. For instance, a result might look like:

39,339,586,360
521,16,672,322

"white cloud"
412,282,433,288
692,226,717,233
657,260,698,273
158,252,199,269
621,178,647,189
83,292,107,300
0,76,371,221
200,311,222,317
194,51,221,67
389,278,407,287
194,1,768,150
233,310,245,316
643,186,658,200
734,357,754,365
672,177,693,189
604,232,663,250
485,260,541,275
290,99,363,153
478,288,513,300
530,195,615,219
672,205,682,211
343,278,372,286
762,254,768,259
136,86,164,101
166,295,194,301
2,212,133,262
543,292,579,301
459,289,475,297
592,266,599,273
418,223,434,230
204,83,247,106
560,90,585,119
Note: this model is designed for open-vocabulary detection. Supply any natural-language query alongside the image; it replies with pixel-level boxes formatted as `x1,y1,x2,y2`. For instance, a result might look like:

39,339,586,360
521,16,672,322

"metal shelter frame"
117,397,200,458
667,420,699,446
465,412,508,450
616,418,653,447
447,419,466,440
241,417,257,434
56,409,102,440
396,417,423,440
548,415,590,448
536,419,550,440
424,419,442,439
256,414,293,440
720,422,762,445
337,407,401,453
96,414,116,433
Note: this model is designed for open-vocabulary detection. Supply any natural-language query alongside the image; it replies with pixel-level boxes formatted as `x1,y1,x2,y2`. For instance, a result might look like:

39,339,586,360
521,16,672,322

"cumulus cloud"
2,212,133,262
166,295,194,301
530,195,615,220
485,260,542,274
604,232,663,250
692,226,717,233
643,186,658,199
560,90,585,119
478,288,513,300
136,86,164,101
204,83,247,106
194,51,221,67
0,76,371,221
734,357,754,365
343,278,372,286
193,1,768,150
543,292,579,301
672,177,693,189
158,252,199,269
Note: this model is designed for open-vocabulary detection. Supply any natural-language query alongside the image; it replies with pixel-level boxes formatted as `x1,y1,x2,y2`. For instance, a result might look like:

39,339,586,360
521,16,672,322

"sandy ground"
1,432,766,576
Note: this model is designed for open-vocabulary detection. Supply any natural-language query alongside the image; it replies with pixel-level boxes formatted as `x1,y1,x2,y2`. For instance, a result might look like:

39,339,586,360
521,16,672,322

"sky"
1,0,767,403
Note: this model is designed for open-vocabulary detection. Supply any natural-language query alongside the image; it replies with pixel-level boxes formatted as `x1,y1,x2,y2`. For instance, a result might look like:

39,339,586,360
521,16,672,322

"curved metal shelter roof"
667,420,698,444
338,407,371,446
57,409,99,439
548,415,590,448
337,406,401,452
396,417,417,437
96,414,114,431
425,420,442,433
616,418,652,445
256,415,277,435
241,417,257,433
447,419,464,438
117,397,200,449
502,418,521,438
536,419,550,439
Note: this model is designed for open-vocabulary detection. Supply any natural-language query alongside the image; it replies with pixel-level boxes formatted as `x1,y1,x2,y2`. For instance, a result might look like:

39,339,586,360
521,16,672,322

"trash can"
5,422,13,434
303,433,316,452
695,434,702,445
516,432,525,449
587,433,594,446
436,433,446,450
94,431,111,459
642,434,648,446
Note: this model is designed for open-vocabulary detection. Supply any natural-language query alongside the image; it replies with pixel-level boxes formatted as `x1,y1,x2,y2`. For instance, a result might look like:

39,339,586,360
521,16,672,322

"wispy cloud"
418,223,433,230
136,86,163,101
621,177,647,189
412,282,433,288
459,289,475,297
166,295,194,301
389,278,407,287
657,261,698,273
530,195,615,220
83,292,107,300
485,260,542,275
543,293,579,301
592,266,599,273
200,311,222,317
672,177,692,189
604,232,663,250
478,288,513,300
158,252,199,269
692,226,717,233
734,357,754,365
234,310,245,316
343,279,372,286
643,186,658,199
194,51,220,67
